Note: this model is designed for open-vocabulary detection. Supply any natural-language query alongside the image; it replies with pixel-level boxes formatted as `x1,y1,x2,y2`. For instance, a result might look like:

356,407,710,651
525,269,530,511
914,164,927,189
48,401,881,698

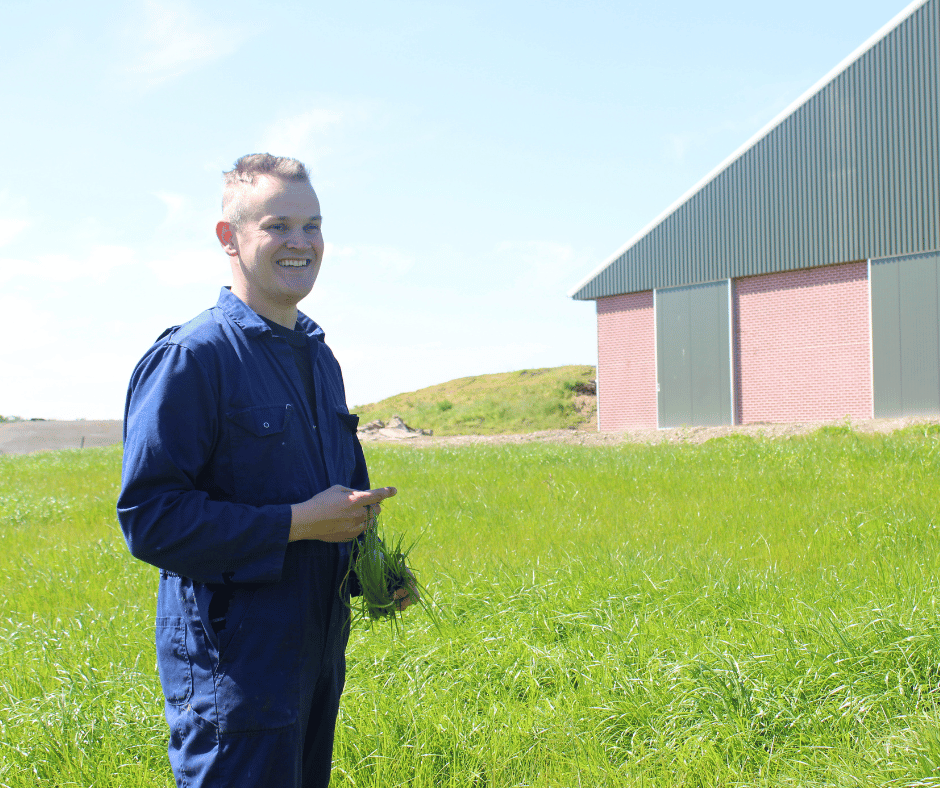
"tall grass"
0,447,164,786
3,427,940,785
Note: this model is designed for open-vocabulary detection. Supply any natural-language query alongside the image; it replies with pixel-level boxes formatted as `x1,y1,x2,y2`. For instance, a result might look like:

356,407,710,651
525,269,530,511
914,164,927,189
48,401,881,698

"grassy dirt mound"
354,365,596,436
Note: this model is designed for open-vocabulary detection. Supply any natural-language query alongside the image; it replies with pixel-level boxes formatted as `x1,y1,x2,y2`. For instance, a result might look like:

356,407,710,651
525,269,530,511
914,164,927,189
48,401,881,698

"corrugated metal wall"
573,0,939,301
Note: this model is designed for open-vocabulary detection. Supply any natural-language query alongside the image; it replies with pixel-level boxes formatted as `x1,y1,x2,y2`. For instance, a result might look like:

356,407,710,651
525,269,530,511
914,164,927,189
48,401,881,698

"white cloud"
146,245,227,286
143,191,226,285
259,103,377,175
0,294,58,357
323,242,415,283
0,218,30,248
151,189,217,241
262,109,346,159
665,132,697,165
0,190,220,289
0,350,131,420
494,240,593,293
0,190,32,247
339,336,562,408
0,244,135,285
122,0,248,87
153,190,189,226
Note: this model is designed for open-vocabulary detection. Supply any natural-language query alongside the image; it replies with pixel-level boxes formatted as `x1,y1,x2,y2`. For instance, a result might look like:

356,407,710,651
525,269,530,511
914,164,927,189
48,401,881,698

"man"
117,153,409,787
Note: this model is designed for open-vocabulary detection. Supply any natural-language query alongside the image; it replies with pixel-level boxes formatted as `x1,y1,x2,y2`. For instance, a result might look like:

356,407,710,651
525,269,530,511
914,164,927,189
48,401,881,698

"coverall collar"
216,287,326,343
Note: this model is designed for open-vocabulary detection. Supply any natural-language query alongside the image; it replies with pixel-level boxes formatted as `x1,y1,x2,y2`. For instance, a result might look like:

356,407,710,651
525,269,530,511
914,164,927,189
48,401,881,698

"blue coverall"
117,287,368,787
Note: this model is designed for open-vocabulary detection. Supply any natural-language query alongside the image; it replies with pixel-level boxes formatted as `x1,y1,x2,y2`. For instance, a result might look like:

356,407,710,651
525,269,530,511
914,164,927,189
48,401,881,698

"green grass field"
3,427,940,786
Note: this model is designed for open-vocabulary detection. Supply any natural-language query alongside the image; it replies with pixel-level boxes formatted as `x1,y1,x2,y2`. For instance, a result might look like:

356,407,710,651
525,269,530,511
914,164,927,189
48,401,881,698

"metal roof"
570,0,939,300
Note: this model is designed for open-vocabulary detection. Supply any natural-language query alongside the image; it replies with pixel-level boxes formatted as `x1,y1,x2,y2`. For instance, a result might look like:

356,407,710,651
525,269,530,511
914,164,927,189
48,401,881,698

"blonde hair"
221,153,311,227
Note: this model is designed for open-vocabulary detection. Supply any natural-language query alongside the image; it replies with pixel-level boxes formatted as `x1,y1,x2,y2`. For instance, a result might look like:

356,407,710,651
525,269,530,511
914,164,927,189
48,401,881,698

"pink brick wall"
733,261,873,424
596,291,658,430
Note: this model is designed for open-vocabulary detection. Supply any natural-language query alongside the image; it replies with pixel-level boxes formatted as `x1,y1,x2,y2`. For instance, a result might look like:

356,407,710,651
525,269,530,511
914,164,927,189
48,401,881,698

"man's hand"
392,568,419,611
289,485,397,543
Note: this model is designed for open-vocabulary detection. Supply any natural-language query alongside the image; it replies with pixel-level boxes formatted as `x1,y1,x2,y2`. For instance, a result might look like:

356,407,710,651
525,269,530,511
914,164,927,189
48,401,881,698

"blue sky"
0,0,916,419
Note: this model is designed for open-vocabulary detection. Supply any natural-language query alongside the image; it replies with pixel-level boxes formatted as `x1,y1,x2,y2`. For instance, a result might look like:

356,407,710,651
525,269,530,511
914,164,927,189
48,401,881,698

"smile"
277,258,310,268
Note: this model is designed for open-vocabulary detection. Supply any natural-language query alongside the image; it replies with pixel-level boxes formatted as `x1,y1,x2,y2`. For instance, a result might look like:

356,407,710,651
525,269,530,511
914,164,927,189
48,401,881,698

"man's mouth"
277,258,310,268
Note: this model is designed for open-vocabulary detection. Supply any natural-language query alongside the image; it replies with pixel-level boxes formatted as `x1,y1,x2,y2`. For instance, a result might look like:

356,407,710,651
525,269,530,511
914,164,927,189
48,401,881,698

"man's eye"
305,225,321,233
268,223,286,231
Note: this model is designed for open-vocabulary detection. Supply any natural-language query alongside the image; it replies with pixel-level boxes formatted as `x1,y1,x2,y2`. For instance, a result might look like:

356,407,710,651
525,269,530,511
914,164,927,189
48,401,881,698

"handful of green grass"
343,512,436,631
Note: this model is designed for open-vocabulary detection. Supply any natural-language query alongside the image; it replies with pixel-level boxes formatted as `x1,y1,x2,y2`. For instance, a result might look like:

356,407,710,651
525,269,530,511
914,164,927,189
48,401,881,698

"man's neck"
229,286,298,329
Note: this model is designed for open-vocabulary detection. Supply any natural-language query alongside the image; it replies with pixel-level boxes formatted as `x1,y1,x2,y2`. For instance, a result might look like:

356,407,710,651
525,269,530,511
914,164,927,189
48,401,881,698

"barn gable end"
574,0,939,430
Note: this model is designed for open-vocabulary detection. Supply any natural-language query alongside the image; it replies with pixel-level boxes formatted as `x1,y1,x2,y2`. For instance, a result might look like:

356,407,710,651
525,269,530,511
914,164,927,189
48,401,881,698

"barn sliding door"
871,252,940,417
656,280,733,428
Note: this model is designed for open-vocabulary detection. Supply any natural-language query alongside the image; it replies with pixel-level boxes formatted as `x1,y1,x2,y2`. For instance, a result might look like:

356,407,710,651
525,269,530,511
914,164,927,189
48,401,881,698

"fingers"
354,487,397,526
291,485,400,543
359,503,378,528
392,586,413,611
391,569,419,611
352,486,397,506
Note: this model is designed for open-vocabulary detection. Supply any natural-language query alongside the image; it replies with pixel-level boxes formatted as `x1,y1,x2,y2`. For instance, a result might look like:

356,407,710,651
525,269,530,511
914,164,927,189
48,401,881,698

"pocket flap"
226,404,291,437
337,411,360,433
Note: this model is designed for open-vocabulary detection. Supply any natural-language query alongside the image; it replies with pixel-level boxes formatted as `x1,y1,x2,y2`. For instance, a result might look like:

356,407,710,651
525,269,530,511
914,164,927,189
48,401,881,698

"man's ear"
216,221,238,257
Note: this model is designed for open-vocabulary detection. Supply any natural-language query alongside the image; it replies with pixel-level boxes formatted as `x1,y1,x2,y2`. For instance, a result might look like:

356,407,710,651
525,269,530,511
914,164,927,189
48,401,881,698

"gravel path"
0,420,124,455
358,415,940,447
3,415,937,456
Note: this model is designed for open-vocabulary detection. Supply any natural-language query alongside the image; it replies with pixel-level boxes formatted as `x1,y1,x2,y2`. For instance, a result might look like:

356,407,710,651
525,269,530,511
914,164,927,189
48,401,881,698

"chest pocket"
225,404,298,505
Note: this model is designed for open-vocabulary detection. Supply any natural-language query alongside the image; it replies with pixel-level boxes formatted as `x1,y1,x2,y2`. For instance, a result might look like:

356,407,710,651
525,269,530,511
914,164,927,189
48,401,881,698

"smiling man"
117,153,409,787
218,158,325,327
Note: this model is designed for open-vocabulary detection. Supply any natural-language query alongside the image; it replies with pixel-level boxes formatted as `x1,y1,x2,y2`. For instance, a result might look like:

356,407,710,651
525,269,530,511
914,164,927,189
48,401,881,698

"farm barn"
570,0,939,430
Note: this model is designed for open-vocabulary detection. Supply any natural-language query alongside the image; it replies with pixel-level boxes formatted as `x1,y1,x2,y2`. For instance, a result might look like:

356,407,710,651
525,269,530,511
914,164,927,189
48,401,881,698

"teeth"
278,259,308,267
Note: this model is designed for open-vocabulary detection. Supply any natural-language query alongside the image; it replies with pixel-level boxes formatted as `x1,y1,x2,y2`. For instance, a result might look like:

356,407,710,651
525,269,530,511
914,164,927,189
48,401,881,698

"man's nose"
286,228,312,248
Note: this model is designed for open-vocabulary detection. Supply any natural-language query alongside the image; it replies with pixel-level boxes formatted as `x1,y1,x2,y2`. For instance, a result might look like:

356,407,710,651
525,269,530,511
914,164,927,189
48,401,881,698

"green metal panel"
872,251,940,416
899,255,940,413
871,258,903,415
657,287,692,426
656,281,732,427
690,281,732,425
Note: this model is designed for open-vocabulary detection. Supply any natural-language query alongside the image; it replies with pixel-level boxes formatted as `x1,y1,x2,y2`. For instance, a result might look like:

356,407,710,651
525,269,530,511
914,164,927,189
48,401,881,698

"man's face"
220,175,324,322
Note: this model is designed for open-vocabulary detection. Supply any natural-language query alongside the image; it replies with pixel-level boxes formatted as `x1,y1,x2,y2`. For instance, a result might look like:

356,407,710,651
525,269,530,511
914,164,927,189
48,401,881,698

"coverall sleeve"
117,341,292,585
